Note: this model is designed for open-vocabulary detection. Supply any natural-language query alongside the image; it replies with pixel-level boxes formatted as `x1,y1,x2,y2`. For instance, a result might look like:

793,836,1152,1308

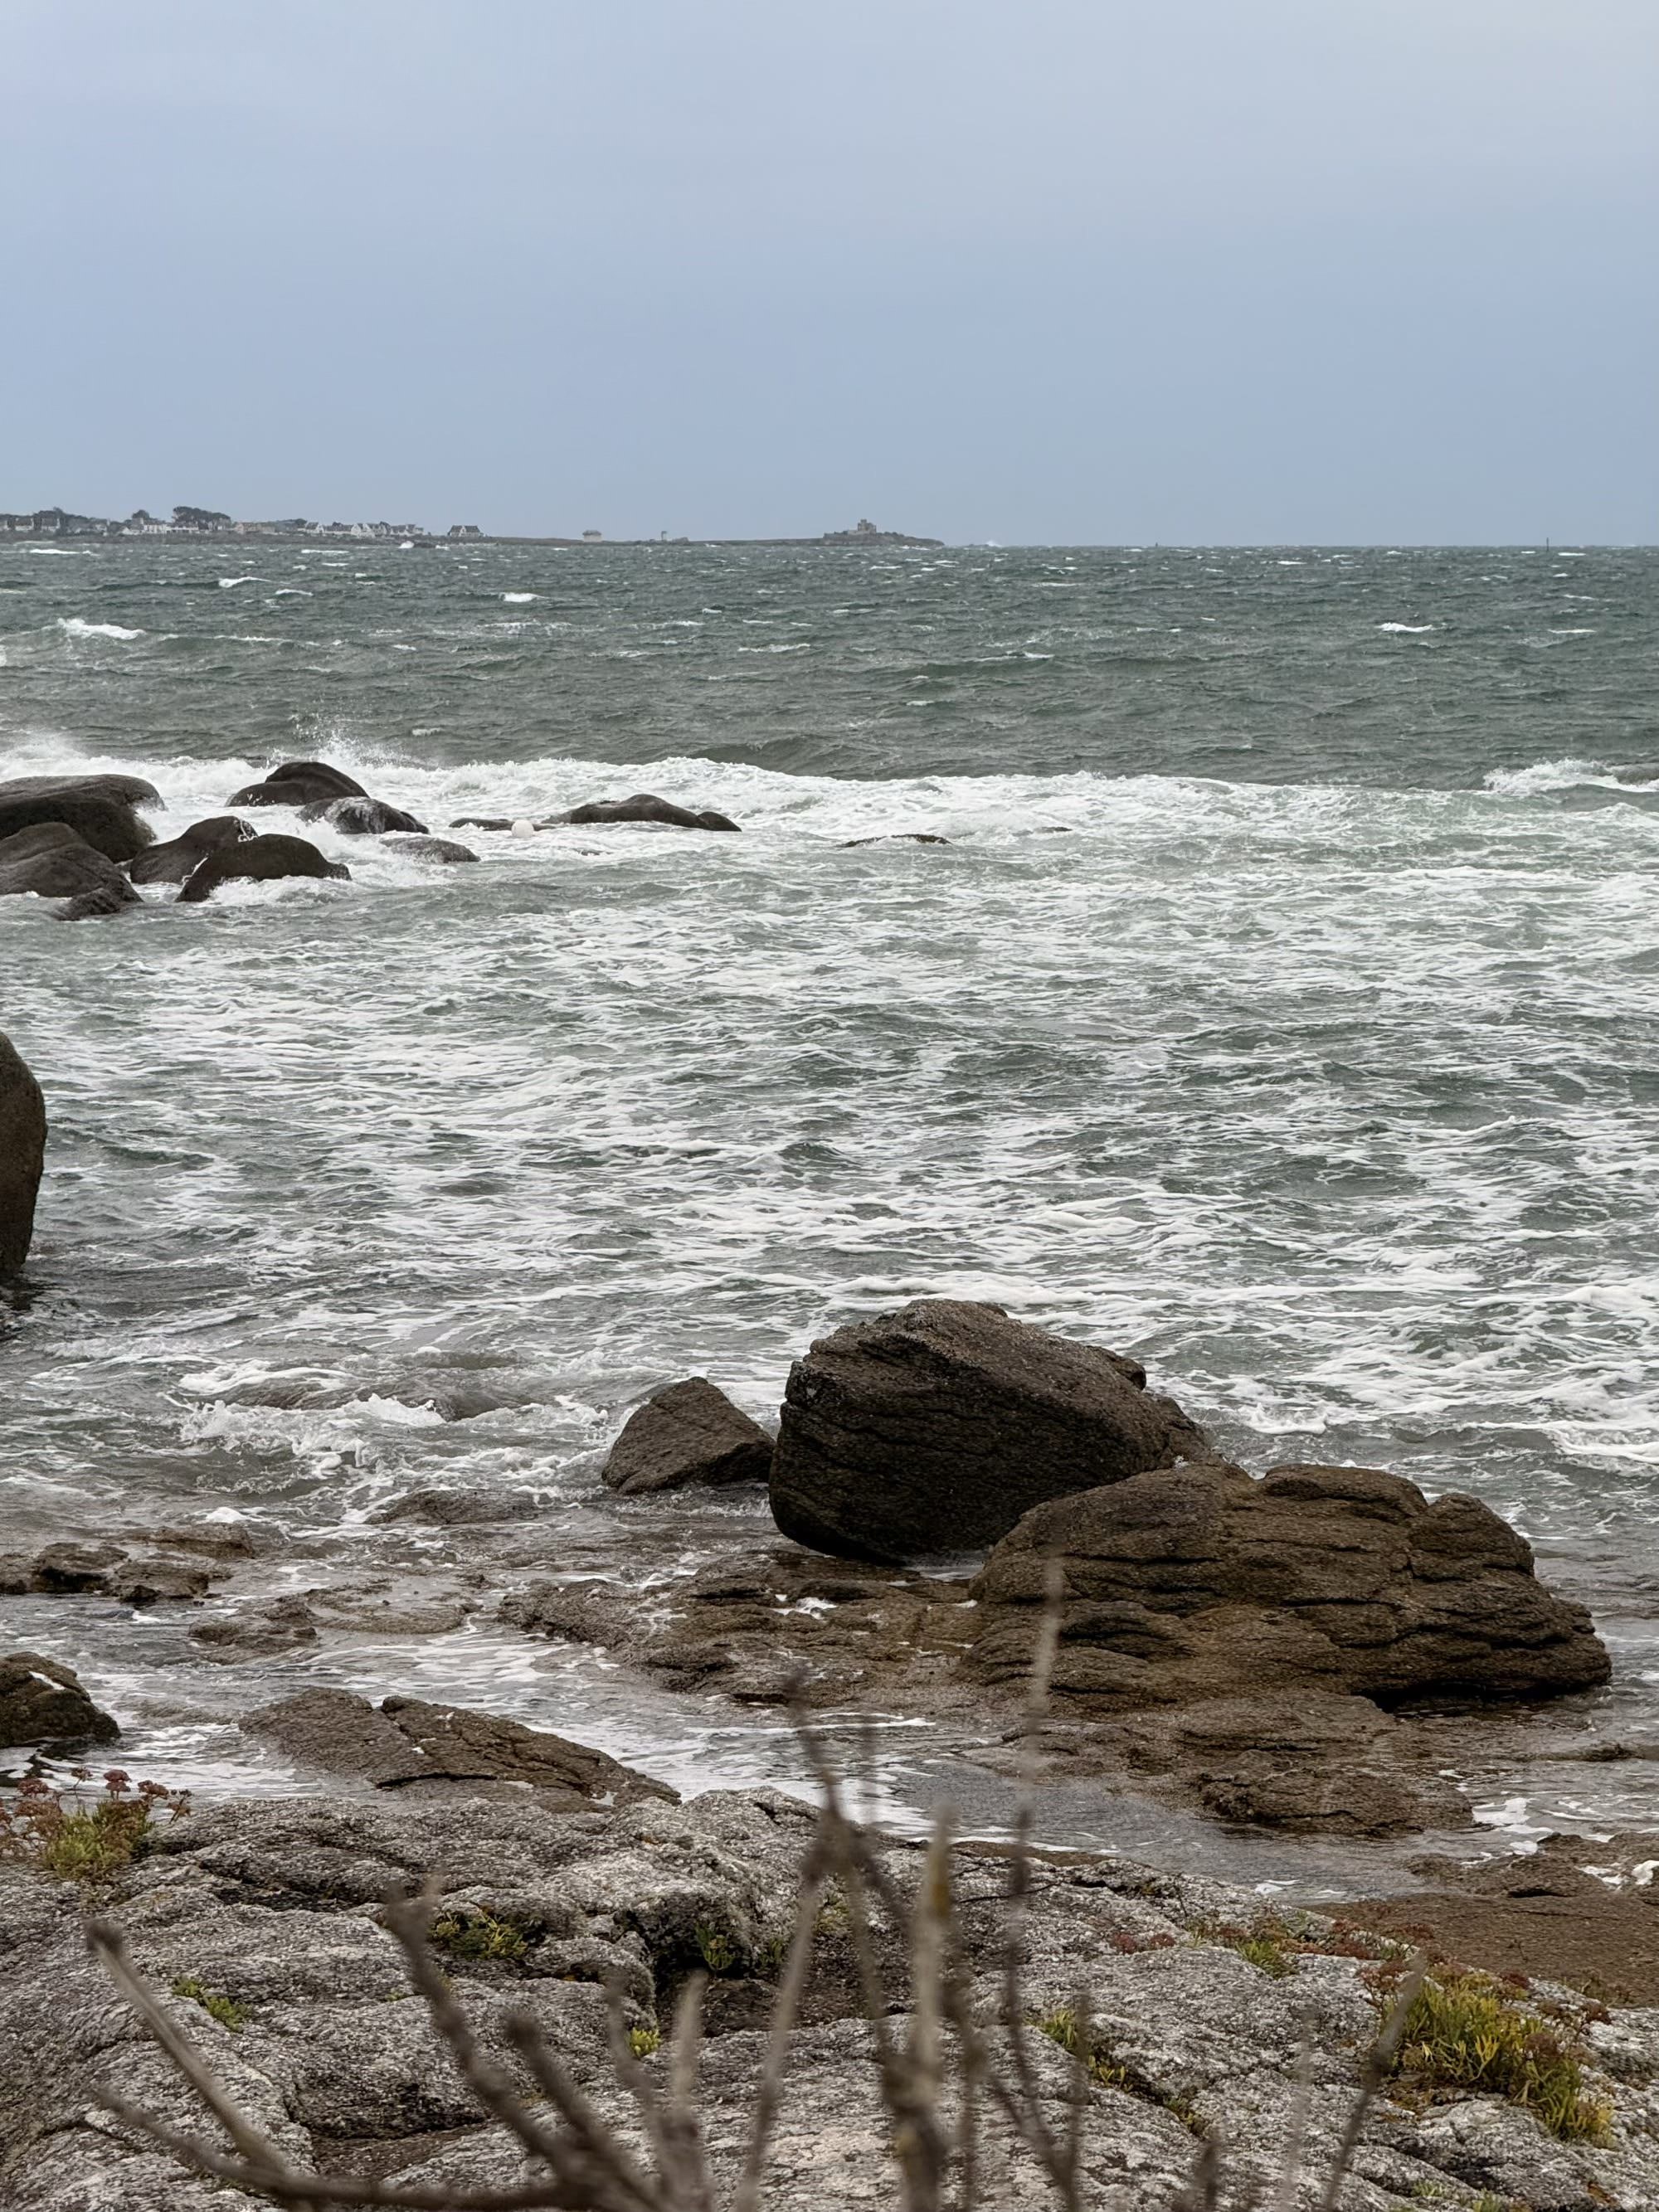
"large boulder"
0,1652,119,1748
299,795,430,835
970,1460,1612,1709
177,834,350,902
0,823,140,907
0,780,156,863
226,759,367,807
564,794,740,832
126,814,254,885
0,1033,46,1274
769,1300,1211,1563
602,1377,775,1496
0,771,160,809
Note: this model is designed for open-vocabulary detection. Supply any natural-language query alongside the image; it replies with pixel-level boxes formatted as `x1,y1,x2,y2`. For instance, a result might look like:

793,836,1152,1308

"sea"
3,537,1657,1894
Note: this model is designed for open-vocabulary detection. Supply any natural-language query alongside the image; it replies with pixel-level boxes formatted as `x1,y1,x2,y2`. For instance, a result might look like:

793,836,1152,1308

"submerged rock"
15,1539,211,1604
841,833,951,846
971,1459,1611,1709
0,1032,46,1275
563,794,741,832
177,833,351,902
602,1377,775,1496
0,1651,119,1748
0,823,142,906
227,759,367,807
770,1299,1211,1563
242,1687,677,1807
0,780,156,863
382,834,479,863
126,814,254,885
299,795,430,835
373,1485,538,1525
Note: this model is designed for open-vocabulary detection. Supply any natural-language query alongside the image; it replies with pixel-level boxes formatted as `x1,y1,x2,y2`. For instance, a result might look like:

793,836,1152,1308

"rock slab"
971,1459,1612,1709
770,1299,1211,1563
0,1033,46,1274
603,1377,775,1495
242,1688,677,1807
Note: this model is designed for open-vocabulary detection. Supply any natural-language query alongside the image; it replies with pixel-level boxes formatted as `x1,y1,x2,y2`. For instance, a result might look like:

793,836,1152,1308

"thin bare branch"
1315,1955,1428,2212
93,2086,587,2210
733,1843,830,2212
88,1919,326,2205
382,1890,622,2198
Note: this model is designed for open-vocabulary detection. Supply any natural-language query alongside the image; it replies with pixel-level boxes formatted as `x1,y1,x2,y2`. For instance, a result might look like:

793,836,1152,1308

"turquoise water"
3,539,1658,1874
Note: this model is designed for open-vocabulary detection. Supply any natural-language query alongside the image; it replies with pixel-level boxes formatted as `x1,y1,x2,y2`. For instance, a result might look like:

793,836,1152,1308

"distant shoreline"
0,507,942,552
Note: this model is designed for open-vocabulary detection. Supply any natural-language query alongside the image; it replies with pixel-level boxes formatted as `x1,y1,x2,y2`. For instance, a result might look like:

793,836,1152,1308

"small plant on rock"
628,2024,661,2059
171,1978,247,2034
1393,1969,1613,2143
0,1769,189,1883
428,1906,530,1963
1033,2006,1131,2090
693,1919,739,1974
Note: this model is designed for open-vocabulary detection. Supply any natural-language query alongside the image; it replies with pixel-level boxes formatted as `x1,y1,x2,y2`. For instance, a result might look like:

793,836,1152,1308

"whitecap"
218,576,260,589
56,615,143,640
1376,622,1433,634
503,591,538,604
1484,756,1608,795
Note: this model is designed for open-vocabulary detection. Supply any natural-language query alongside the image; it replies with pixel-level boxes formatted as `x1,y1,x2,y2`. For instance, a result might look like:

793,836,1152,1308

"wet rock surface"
0,1031,46,1275
241,1688,678,1807
0,777,158,862
3,1788,1659,2210
770,1298,1213,1563
564,792,741,831
601,1375,775,1495
502,1544,978,1707
971,1461,1611,1709
381,833,479,862
125,814,254,885
0,822,143,906
226,759,367,807
177,832,351,901
1335,1830,1659,2005
0,1651,119,1748
299,795,430,835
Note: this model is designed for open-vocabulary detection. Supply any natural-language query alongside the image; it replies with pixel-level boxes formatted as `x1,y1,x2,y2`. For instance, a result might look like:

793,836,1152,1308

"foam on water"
5,542,1659,1869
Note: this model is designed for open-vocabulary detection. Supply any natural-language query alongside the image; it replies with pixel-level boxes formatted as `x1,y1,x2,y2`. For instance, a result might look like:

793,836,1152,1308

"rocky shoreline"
6,1777,1659,2209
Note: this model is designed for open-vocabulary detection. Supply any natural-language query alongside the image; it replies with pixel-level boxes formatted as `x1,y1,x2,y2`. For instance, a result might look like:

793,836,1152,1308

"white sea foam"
217,576,260,589
1376,622,1433,634
502,591,538,603
56,615,143,639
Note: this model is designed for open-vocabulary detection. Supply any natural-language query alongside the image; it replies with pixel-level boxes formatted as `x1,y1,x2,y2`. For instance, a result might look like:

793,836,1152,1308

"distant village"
0,505,479,543
0,506,939,548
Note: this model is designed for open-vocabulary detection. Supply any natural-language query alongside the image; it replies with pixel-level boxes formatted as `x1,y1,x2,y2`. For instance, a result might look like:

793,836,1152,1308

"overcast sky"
3,0,1654,542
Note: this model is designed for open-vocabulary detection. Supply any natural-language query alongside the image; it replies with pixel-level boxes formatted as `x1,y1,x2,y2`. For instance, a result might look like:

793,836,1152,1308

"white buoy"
511,818,537,839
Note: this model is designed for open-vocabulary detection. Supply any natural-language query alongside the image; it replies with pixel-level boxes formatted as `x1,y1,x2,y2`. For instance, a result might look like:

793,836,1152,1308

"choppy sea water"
3,541,1658,1894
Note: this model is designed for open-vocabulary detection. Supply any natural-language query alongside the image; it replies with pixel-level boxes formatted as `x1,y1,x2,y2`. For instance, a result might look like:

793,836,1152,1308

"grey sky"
4,0,1654,542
